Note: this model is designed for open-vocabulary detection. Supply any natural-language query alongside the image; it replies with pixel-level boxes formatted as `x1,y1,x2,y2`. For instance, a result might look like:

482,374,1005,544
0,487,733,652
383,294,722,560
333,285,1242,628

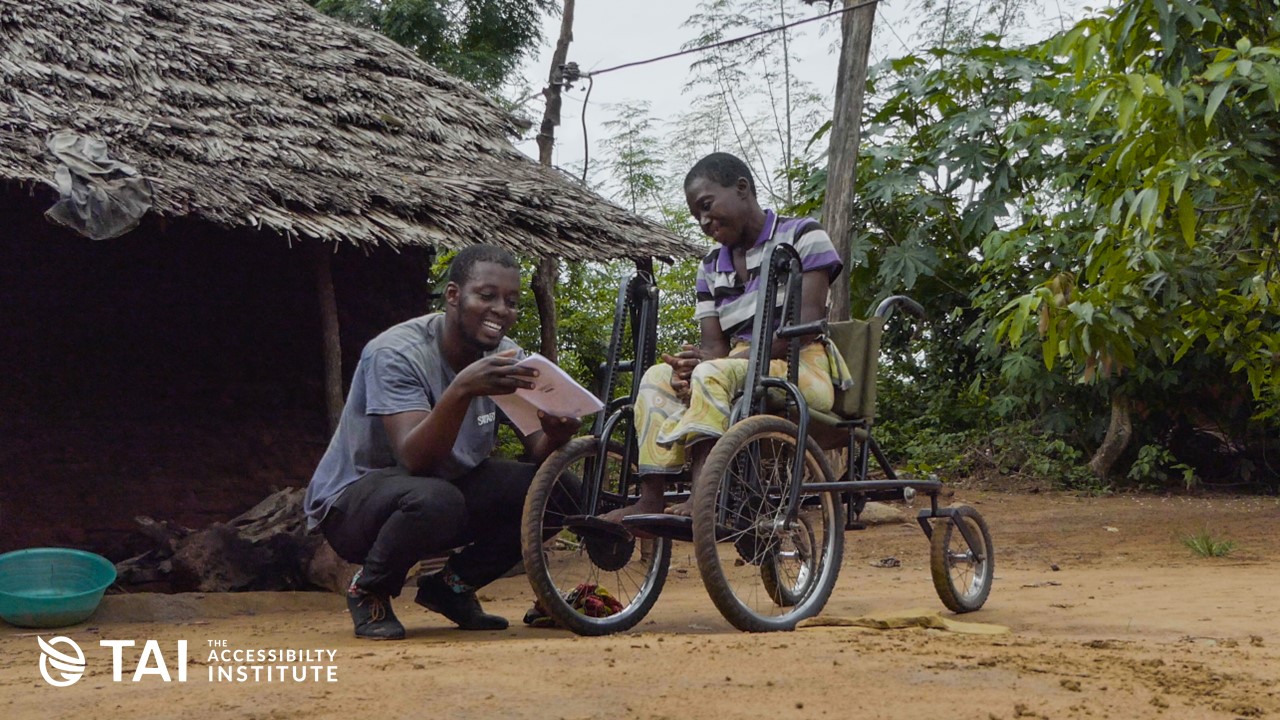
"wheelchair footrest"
621,514,693,543
563,515,634,543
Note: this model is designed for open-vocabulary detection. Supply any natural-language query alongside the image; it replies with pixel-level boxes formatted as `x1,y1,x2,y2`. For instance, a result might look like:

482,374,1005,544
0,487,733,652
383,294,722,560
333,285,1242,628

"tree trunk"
531,257,558,360
822,0,877,322
1088,392,1133,478
115,489,348,593
313,243,343,434
531,0,575,361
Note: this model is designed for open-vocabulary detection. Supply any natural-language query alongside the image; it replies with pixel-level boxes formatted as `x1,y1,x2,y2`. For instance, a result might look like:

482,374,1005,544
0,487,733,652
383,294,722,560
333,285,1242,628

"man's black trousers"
320,458,536,597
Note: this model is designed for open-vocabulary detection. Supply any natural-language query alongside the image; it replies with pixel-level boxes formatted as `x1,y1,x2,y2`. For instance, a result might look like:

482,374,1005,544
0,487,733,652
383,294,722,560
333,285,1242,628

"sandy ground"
2,490,1277,720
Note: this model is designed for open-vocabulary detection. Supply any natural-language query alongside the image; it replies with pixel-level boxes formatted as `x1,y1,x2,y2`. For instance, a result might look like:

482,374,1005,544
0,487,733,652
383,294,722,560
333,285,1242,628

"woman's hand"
663,344,709,400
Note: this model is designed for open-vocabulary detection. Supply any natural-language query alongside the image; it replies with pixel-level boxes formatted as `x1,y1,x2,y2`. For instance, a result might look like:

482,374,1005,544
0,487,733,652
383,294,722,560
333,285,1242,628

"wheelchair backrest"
827,316,885,423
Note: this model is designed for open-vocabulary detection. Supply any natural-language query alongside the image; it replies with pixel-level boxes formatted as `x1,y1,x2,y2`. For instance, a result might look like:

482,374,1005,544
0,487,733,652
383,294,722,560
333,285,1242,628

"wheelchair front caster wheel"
929,505,994,613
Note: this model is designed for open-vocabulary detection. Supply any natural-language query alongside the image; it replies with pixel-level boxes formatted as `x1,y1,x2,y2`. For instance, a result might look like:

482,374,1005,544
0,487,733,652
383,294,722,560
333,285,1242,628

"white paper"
490,353,605,435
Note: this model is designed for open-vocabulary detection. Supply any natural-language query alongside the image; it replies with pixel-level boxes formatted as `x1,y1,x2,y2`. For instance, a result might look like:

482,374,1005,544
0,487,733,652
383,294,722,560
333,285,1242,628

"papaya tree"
796,0,1278,487
992,0,1280,476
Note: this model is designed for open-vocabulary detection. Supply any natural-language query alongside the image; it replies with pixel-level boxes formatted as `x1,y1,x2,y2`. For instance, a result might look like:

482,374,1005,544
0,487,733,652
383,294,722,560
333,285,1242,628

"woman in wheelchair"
602,151,850,525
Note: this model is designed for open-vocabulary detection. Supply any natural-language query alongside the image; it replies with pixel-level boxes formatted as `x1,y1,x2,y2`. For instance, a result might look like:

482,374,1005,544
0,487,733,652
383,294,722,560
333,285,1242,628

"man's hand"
522,410,582,463
662,344,710,400
454,348,536,398
537,410,581,448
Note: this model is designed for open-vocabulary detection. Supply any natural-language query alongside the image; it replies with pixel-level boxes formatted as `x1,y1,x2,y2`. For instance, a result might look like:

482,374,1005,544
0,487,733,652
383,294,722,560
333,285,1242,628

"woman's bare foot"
598,476,669,526
599,498,667,525
663,502,693,517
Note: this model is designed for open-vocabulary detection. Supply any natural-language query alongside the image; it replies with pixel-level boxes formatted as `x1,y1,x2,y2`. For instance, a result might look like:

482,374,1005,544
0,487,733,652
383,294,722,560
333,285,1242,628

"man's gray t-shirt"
303,313,522,529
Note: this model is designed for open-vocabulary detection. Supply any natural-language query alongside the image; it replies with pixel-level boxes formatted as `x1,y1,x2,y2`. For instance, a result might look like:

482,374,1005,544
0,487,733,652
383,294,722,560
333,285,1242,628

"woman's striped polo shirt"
693,209,843,342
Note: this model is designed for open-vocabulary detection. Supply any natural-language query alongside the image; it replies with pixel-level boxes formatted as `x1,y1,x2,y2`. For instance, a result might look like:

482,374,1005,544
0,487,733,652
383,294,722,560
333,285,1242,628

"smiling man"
303,244,579,640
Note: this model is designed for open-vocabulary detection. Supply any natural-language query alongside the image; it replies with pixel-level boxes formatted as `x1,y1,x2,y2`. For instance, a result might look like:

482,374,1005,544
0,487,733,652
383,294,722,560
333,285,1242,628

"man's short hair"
684,152,757,198
447,243,520,285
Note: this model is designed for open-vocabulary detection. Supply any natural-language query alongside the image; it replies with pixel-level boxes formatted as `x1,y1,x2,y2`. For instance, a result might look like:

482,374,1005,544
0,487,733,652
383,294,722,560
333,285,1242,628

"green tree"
795,0,1278,488
600,102,669,219
675,0,830,206
991,0,1280,478
908,0,1054,51
308,0,557,93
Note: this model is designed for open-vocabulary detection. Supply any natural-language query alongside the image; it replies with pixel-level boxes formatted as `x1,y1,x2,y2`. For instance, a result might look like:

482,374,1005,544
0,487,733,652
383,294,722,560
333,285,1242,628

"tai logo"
38,636,86,687
35,638,190,686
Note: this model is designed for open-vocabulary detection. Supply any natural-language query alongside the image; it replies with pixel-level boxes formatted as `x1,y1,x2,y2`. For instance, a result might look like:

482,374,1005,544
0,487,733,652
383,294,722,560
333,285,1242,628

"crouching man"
303,244,579,639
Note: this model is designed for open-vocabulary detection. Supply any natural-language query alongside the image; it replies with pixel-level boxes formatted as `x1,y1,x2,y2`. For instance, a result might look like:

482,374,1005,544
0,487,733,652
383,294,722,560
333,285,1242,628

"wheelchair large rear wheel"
929,505,994,613
521,436,671,635
692,416,843,632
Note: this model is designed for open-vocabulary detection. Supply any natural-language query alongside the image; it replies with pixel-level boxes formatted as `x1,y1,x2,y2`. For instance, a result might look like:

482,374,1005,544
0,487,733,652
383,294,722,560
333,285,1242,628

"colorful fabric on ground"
635,342,836,475
566,583,624,617
523,584,624,629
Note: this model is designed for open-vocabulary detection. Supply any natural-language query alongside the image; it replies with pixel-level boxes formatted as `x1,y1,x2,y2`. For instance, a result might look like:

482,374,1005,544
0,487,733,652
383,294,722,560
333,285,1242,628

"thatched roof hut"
0,0,699,565
0,0,693,260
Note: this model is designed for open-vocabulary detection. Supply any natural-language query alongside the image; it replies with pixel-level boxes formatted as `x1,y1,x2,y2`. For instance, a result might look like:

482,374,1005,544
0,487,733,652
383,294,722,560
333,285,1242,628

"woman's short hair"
684,152,757,198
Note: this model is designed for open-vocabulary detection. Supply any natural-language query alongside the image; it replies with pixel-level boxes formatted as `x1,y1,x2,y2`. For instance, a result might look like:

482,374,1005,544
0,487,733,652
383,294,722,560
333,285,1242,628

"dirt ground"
1,490,1276,720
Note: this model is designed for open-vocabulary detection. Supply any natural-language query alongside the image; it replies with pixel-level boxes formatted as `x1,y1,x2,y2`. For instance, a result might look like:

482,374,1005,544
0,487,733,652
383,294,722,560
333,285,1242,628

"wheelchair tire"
929,504,994,613
521,436,671,636
693,416,843,632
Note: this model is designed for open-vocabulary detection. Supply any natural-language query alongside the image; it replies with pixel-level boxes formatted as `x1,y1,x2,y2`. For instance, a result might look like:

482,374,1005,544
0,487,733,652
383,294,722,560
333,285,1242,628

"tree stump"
115,487,357,594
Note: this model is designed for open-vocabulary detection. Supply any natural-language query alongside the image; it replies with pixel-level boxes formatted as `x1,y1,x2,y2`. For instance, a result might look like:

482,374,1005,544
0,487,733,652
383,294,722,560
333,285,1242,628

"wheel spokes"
945,520,985,599
713,435,814,616
539,454,658,620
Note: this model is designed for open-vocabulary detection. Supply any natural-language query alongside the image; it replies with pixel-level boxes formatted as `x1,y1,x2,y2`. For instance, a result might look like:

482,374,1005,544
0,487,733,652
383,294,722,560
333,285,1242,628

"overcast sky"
509,0,1084,200
510,1,860,175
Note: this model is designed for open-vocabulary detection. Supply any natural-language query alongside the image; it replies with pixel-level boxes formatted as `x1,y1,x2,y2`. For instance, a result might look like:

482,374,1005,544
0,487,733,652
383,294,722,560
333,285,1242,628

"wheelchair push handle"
874,295,926,321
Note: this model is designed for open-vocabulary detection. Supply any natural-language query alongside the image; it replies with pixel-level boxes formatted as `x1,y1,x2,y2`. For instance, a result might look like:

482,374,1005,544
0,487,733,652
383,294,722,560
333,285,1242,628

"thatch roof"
0,0,696,261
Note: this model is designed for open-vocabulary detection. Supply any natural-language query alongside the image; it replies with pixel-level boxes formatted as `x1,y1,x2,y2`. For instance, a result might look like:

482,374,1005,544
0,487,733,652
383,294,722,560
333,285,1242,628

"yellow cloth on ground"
798,608,1009,635
635,342,835,475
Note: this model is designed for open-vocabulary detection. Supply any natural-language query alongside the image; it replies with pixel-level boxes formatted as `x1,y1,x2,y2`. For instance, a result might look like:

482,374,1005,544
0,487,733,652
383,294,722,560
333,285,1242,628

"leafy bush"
1128,443,1198,491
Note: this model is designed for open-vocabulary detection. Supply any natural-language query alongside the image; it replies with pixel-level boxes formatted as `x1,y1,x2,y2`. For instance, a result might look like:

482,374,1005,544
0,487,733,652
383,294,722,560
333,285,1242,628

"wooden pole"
532,257,558,360
314,243,343,434
535,0,574,168
821,0,877,322
530,0,576,361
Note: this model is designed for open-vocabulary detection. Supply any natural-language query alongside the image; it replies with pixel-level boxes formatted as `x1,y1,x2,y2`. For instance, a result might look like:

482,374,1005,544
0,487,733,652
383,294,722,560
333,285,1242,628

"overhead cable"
572,0,881,80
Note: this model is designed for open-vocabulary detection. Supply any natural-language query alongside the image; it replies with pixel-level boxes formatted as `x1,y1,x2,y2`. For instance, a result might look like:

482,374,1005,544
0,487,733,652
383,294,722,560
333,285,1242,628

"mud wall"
0,188,436,560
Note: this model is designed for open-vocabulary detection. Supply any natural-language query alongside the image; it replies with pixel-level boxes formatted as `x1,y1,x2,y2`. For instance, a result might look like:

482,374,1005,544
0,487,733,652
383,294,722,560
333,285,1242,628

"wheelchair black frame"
733,243,986,552
579,272,660,516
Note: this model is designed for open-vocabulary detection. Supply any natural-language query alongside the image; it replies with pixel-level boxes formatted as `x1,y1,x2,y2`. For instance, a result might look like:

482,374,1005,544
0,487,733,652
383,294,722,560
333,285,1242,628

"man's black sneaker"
346,585,406,640
414,574,509,630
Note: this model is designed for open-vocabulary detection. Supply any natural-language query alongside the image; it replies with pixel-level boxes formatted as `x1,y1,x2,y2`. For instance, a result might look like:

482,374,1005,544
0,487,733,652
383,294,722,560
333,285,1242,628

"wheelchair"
520,247,994,634
680,243,994,631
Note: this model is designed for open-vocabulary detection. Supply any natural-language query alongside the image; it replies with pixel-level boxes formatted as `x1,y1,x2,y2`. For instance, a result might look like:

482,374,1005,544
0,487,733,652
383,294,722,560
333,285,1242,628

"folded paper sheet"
492,353,605,435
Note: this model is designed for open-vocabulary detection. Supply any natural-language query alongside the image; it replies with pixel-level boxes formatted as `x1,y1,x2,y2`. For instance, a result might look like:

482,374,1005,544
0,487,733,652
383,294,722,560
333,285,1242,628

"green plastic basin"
0,548,117,628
